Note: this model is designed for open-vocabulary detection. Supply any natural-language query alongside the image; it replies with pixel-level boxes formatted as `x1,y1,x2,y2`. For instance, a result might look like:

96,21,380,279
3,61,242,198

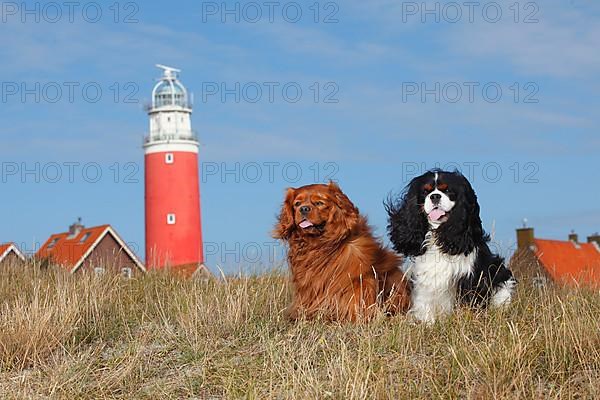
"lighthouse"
144,65,204,273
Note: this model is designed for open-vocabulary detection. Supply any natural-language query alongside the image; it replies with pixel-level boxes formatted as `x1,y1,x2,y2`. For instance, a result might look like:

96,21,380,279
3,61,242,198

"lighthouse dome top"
151,64,191,109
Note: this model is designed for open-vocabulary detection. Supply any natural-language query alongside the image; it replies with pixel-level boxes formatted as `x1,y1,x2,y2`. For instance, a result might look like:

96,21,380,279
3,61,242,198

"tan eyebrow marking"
423,183,433,191
438,183,448,190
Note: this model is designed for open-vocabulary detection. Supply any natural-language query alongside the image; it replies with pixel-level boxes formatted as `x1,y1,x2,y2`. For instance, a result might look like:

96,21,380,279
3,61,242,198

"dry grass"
0,263,599,399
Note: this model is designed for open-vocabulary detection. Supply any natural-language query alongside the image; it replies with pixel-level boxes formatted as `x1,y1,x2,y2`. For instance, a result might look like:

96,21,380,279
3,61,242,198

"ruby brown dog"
274,182,410,322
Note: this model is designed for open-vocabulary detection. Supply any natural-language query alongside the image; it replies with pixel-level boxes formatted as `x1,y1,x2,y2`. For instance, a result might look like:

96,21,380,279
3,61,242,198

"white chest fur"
407,238,476,323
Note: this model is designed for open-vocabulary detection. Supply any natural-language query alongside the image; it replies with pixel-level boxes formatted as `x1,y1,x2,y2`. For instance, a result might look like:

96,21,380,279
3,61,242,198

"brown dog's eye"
315,201,324,206
294,201,301,207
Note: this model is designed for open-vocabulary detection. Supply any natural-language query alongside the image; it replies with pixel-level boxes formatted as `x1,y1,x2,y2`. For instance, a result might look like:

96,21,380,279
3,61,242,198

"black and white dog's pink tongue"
428,208,446,221
299,220,314,229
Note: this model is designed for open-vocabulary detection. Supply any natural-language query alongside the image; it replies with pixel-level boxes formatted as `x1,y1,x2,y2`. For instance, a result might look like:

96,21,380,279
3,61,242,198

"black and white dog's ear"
437,173,485,255
385,182,429,257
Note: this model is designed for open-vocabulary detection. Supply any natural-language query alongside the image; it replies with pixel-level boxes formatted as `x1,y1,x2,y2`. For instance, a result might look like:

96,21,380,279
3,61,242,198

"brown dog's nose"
300,205,311,214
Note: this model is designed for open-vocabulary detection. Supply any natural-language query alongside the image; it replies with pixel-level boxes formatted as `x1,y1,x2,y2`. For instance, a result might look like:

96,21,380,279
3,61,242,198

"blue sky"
1,0,599,273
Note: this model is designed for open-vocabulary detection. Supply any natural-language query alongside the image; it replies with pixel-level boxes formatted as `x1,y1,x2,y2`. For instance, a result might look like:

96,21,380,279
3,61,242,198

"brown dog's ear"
273,187,296,240
327,181,359,234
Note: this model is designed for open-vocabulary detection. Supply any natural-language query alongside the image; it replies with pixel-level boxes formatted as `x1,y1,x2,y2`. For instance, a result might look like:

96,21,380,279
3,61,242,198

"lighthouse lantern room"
144,65,204,272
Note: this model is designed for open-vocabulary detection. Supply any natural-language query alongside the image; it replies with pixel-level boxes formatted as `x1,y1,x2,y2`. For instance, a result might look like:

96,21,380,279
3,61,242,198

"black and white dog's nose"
430,193,441,203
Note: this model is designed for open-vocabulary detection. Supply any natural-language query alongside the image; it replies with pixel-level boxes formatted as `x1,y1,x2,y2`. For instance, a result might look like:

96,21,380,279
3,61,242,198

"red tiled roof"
36,225,145,272
0,242,25,262
534,239,600,286
0,243,12,256
171,263,200,277
167,262,212,278
37,225,109,269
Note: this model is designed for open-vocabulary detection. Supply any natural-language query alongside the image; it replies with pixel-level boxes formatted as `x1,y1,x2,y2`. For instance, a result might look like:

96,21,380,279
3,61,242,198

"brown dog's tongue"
428,208,446,221
299,220,314,229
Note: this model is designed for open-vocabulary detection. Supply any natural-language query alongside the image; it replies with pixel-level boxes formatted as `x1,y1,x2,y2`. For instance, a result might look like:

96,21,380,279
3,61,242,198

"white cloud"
443,4,600,78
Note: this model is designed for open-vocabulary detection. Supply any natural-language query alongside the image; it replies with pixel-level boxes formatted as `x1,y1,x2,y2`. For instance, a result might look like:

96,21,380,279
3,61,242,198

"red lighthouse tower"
144,65,204,273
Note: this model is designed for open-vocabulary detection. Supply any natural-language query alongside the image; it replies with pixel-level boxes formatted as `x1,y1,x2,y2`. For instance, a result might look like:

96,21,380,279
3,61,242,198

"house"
511,226,600,287
36,219,145,276
172,262,212,280
0,243,26,266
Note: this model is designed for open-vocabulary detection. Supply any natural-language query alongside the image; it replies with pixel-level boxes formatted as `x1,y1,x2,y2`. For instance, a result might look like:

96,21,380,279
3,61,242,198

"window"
167,213,176,225
165,153,174,164
94,267,105,276
121,267,133,278
79,232,91,243
47,237,60,249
